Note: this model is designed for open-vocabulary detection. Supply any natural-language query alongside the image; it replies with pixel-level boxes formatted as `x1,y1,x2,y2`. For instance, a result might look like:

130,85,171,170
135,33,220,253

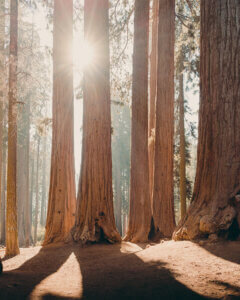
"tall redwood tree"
151,0,176,239
44,0,76,245
124,0,152,243
6,0,20,257
71,0,120,244
174,0,240,240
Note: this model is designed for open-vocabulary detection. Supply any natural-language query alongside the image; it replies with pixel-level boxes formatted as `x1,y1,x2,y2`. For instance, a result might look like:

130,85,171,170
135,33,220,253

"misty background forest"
0,0,240,299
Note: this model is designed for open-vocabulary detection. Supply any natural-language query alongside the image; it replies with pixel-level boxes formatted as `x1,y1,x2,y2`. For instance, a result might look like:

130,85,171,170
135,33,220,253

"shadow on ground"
201,241,240,265
0,242,211,300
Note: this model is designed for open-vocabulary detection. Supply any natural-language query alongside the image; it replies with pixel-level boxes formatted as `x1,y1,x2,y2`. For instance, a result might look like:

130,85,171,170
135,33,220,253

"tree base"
70,215,121,245
173,195,240,241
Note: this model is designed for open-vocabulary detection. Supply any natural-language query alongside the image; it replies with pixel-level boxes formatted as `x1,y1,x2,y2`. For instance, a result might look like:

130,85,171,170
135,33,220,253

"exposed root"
70,213,121,245
173,196,240,241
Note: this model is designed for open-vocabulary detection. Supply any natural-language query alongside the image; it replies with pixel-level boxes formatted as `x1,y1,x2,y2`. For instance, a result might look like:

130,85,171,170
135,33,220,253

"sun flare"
74,40,95,71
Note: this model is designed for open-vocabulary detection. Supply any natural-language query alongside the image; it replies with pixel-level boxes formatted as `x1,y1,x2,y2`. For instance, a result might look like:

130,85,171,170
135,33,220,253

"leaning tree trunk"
151,0,175,239
71,0,120,244
173,0,240,241
6,0,20,257
44,0,76,245
179,56,187,220
148,0,159,209
124,0,152,243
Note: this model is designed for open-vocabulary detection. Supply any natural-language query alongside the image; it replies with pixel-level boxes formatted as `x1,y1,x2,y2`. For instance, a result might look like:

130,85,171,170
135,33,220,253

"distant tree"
44,0,76,245
178,53,187,219
174,0,199,223
112,102,131,236
151,0,176,239
6,0,20,257
33,135,40,245
124,0,151,242
174,0,240,241
71,0,120,244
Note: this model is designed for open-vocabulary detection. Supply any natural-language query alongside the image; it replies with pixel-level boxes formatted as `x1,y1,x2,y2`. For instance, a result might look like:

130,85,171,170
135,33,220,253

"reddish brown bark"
44,0,76,245
71,0,120,244
1,132,7,244
124,0,151,243
148,0,159,209
151,0,176,239
0,0,5,243
173,0,240,241
6,0,20,257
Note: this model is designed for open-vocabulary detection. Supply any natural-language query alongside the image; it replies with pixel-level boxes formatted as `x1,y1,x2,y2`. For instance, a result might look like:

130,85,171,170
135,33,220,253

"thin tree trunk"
17,146,25,246
44,0,76,245
71,0,120,244
179,56,187,220
174,0,240,241
115,166,122,236
6,0,19,257
1,127,7,244
148,0,158,210
40,135,46,227
29,155,35,243
33,137,40,245
125,0,151,243
24,96,30,247
152,0,176,239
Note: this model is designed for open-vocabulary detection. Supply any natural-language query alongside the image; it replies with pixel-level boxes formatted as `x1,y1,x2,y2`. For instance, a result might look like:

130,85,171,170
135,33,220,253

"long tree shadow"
0,242,214,300
0,243,73,299
200,241,240,265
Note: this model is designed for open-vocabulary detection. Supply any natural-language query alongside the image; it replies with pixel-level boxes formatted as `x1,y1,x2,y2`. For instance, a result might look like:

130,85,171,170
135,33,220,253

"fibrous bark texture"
124,0,152,243
6,0,20,257
71,0,120,244
44,0,76,245
151,0,176,239
0,0,5,244
173,0,240,241
149,0,159,209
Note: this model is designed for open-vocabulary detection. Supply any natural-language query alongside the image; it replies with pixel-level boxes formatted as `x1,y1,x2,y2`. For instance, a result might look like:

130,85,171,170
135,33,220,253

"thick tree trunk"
179,64,187,220
6,0,20,257
44,0,76,245
71,0,120,244
124,0,151,243
0,0,4,243
33,137,40,245
173,0,240,241
148,0,158,209
151,0,175,239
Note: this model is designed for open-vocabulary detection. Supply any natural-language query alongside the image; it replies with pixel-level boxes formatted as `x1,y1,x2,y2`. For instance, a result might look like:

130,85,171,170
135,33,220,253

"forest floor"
0,240,240,299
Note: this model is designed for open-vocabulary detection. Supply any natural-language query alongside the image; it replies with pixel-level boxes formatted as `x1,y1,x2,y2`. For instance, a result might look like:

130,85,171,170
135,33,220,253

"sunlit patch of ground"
31,253,83,299
0,241,239,299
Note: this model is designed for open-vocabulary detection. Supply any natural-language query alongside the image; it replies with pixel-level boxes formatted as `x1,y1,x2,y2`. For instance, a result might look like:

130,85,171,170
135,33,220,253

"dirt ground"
0,240,240,299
